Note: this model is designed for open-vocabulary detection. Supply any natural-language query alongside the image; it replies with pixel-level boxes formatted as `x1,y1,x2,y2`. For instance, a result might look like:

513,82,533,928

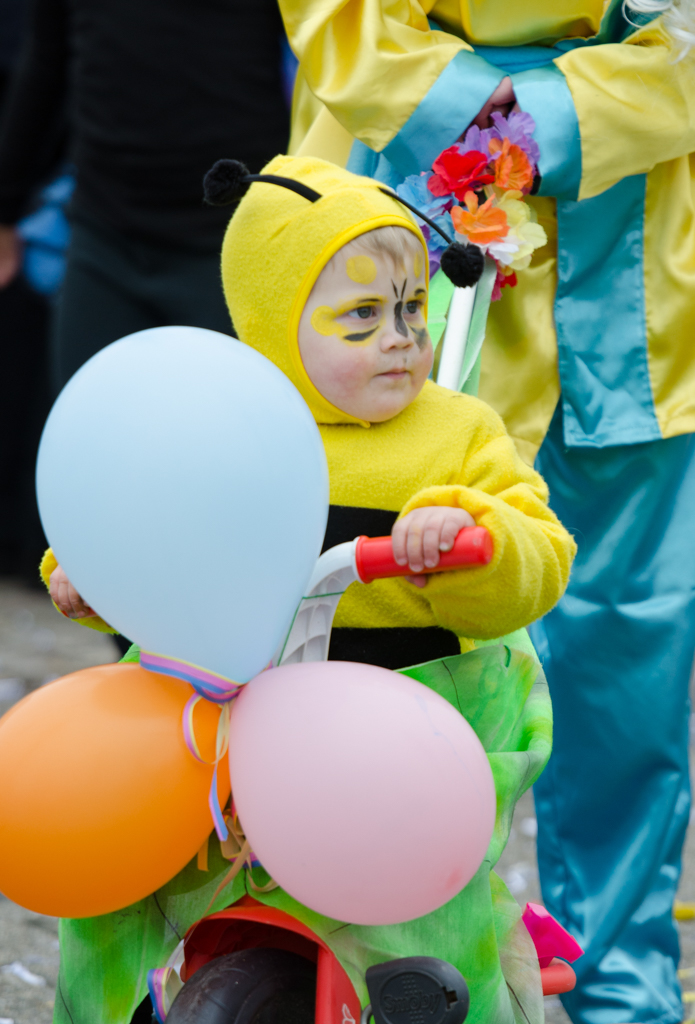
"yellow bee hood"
220,155,427,427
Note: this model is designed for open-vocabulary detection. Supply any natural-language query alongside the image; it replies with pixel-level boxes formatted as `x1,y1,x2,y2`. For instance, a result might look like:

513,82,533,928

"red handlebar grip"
354,526,493,584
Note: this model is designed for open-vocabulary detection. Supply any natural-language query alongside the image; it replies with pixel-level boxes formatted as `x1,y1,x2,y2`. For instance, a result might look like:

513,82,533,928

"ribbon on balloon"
141,649,245,842
140,650,277,898
148,962,183,1024
140,649,277,854
203,804,276,915
140,650,244,702
182,695,231,841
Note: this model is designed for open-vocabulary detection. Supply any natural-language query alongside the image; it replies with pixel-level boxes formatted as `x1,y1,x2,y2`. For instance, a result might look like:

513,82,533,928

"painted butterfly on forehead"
203,159,485,290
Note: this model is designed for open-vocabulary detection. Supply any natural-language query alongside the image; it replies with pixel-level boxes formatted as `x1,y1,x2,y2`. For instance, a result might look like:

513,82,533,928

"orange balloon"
0,662,230,917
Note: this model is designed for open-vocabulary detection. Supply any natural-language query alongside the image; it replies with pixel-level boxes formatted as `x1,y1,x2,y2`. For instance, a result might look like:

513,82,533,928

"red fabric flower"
491,267,518,302
428,147,494,201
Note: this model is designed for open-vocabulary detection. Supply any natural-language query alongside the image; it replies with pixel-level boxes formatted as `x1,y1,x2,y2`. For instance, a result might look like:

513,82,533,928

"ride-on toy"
146,525,582,1024
144,269,582,1023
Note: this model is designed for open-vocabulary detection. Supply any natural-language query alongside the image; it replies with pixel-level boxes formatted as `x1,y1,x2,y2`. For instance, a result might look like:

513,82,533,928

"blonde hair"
333,225,425,273
624,0,695,58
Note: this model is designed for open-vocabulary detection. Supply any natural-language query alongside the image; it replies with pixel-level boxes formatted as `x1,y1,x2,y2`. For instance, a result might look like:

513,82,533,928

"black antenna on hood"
376,187,483,289
204,159,321,205
203,159,484,289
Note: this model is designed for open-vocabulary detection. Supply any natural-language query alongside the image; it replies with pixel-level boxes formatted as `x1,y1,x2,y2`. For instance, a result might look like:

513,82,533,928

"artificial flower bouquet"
397,112,547,301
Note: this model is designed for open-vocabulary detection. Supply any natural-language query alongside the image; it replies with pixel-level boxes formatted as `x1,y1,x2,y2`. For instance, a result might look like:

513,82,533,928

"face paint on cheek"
411,326,430,351
393,301,408,338
345,326,378,342
408,287,429,348
310,304,381,345
346,255,377,284
310,306,339,337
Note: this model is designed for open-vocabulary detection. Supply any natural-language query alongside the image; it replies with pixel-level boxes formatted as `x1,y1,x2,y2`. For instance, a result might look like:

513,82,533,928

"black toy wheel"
166,947,317,1024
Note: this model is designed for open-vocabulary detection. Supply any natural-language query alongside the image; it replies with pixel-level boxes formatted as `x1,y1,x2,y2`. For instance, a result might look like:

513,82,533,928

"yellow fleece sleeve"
39,547,118,635
399,419,576,640
557,22,695,200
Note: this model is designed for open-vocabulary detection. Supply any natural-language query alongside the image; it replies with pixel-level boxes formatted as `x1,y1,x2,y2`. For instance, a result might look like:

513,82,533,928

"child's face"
298,243,433,422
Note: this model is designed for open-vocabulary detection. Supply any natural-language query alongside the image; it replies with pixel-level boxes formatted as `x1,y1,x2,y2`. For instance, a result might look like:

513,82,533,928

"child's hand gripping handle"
354,526,493,584
275,527,493,665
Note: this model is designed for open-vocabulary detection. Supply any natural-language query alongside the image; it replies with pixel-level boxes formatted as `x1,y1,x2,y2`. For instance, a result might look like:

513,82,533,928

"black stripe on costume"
328,627,461,670
322,505,399,552
323,506,462,669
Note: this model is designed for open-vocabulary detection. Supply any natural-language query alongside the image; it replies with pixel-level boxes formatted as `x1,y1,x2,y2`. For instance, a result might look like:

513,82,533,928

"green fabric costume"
55,633,551,1024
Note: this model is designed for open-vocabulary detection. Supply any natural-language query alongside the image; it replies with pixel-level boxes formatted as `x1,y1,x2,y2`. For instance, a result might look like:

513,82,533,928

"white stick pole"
435,284,477,391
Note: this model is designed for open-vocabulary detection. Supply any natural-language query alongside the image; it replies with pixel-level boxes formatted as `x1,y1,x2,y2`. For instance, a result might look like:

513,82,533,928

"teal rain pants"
530,408,695,1024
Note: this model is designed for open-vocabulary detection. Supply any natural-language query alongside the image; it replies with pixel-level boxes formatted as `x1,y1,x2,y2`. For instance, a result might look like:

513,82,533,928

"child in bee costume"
44,157,576,1024
276,1,695,1020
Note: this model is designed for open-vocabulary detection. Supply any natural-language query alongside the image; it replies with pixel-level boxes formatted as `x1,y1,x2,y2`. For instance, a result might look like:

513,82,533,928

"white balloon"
37,327,329,682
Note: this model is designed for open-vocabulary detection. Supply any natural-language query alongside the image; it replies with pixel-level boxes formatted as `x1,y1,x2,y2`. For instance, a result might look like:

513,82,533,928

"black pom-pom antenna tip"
203,159,322,207
203,159,251,206
203,160,485,289
380,187,484,288
439,241,485,289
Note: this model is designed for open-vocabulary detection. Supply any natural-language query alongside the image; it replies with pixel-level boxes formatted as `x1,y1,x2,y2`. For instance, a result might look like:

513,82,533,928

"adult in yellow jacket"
277,2,695,1022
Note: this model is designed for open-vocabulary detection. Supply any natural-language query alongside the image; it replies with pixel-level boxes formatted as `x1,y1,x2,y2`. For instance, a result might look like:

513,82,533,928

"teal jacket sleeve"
511,65,582,201
380,49,504,177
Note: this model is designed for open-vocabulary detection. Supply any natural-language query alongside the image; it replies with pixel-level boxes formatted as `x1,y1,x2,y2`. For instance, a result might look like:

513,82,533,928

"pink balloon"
229,661,496,925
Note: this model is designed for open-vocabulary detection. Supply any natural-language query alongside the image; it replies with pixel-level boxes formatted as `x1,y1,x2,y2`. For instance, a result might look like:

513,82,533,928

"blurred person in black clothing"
0,0,290,391
0,0,289,649
0,0,52,581
0,4,290,1019
0,0,290,656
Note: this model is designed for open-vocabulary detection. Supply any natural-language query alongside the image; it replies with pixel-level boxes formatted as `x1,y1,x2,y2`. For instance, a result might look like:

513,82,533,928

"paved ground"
0,576,693,1024
0,577,118,1024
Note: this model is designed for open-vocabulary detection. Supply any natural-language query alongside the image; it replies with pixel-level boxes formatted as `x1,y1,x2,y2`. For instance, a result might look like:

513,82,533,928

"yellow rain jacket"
280,0,695,463
221,155,576,667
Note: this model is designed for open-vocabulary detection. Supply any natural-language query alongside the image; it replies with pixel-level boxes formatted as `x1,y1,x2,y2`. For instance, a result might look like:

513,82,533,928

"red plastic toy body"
180,895,579,1004
181,896,361,1024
